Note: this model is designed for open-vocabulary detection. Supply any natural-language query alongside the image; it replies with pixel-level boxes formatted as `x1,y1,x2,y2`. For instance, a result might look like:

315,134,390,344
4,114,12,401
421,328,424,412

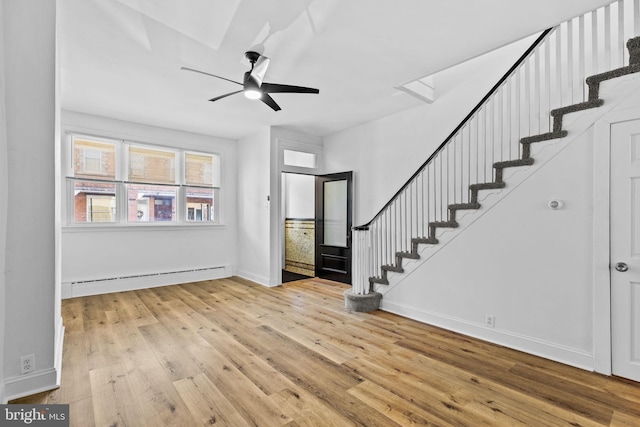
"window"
185,152,220,187
67,134,221,226
73,137,116,178
283,149,317,169
128,146,176,184
183,152,219,222
127,184,177,222
73,182,117,223
186,187,216,222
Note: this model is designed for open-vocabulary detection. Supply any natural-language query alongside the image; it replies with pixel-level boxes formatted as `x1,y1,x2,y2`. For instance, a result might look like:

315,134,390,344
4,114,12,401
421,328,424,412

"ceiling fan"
181,51,319,111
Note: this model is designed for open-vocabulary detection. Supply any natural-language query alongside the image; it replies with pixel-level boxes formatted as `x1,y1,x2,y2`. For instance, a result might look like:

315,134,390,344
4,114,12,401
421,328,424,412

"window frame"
65,133,222,228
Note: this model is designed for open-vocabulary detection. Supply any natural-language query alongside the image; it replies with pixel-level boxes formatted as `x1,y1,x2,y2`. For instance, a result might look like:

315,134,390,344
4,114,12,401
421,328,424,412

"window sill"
62,223,227,233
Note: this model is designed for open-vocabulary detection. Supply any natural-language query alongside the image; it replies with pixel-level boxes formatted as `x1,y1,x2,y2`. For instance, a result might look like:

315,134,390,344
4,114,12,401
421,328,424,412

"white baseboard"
3,368,59,404
62,265,232,298
381,300,595,371
235,269,272,287
55,318,64,386
1,320,65,404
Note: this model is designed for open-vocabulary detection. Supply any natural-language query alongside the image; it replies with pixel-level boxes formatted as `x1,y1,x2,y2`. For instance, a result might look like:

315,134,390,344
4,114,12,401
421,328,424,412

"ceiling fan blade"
261,82,319,94
250,56,270,86
181,67,243,86
261,94,281,111
209,90,243,102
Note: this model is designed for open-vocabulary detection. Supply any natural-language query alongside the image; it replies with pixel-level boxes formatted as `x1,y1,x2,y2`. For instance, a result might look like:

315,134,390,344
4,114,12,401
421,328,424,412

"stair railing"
352,0,640,295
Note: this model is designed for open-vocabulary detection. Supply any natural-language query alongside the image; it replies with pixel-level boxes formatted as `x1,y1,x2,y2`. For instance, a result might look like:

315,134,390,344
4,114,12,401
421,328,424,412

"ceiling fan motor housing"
245,51,261,66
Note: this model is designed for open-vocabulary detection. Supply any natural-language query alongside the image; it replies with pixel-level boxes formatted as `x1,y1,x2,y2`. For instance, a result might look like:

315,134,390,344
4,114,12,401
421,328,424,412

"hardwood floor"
12,277,640,426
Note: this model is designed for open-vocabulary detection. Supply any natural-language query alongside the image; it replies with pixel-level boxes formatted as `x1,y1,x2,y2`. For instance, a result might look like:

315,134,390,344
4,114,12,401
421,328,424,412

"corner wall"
236,127,272,285
2,0,59,401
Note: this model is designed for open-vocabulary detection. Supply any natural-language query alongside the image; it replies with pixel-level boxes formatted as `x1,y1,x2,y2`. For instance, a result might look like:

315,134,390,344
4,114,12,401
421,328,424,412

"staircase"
352,0,640,296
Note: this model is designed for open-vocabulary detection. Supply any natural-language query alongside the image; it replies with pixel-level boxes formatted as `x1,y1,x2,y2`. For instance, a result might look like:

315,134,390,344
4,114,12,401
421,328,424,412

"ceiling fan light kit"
182,51,319,111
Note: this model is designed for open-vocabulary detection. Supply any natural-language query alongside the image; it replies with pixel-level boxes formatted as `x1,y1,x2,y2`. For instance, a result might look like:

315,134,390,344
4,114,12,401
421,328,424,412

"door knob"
615,262,629,272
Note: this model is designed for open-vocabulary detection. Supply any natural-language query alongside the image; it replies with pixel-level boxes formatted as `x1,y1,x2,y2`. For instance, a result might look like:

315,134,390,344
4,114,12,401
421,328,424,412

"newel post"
344,226,382,312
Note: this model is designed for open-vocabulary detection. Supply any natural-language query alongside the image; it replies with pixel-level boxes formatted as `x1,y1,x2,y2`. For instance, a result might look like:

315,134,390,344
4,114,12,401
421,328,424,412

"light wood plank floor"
12,277,640,426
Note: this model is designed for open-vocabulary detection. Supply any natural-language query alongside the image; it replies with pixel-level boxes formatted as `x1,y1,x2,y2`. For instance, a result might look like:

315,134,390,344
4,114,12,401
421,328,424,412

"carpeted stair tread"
369,276,389,285
469,181,506,191
382,265,404,273
449,202,481,211
413,237,438,245
586,63,640,85
520,131,568,145
551,99,605,117
397,251,420,260
494,158,535,169
429,220,458,228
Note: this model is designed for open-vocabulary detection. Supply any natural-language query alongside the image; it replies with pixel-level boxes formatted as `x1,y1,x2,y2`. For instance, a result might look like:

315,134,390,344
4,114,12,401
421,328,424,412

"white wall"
0,0,7,403
61,111,238,295
382,126,597,368
236,127,272,285
2,0,59,401
323,35,538,225
284,174,315,219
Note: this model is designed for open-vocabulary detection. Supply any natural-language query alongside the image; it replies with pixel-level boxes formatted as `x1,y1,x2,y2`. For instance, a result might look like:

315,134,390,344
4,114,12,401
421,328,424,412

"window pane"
129,146,176,184
73,137,116,179
72,180,117,222
186,187,216,222
323,179,347,246
283,150,316,168
127,184,177,222
185,152,219,187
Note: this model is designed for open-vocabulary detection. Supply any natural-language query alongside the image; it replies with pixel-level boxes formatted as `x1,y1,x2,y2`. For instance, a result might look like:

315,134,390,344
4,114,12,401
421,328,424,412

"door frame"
273,135,323,287
593,106,640,375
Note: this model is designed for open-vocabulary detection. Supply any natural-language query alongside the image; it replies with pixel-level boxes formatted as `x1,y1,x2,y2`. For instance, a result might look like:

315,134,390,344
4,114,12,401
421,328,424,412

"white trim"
62,223,226,233
382,300,596,371
62,265,231,298
3,368,59,404
235,269,273,287
54,317,64,387
592,105,640,375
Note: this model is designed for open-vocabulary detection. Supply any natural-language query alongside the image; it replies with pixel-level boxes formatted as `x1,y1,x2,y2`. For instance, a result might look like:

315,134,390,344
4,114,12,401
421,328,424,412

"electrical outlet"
485,315,496,328
20,354,35,374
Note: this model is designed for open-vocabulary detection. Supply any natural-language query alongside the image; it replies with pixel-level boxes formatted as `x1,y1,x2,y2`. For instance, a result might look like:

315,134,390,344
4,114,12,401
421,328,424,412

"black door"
315,172,353,284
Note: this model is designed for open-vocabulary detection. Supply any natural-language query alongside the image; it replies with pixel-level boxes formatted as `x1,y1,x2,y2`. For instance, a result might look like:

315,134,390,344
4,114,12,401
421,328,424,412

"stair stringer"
373,71,640,297
371,72,640,370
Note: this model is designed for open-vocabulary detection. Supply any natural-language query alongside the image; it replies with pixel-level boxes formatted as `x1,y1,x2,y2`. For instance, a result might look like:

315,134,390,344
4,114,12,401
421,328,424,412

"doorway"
280,171,354,284
281,173,315,283
610,118,640,382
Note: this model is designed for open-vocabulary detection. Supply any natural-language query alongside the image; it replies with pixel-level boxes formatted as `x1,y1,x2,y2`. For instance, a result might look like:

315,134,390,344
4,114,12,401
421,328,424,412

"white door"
611,119,640,382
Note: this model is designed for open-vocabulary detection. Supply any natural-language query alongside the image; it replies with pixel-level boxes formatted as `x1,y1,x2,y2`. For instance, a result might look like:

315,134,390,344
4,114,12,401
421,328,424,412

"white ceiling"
59,0,615,140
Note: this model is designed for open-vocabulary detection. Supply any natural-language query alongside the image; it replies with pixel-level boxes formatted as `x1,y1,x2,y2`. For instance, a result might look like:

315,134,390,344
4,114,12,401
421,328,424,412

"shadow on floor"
282,269,313,283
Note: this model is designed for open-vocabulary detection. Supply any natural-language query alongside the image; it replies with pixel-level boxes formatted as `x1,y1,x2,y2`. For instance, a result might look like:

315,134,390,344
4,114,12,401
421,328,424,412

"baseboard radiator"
62,265,230,298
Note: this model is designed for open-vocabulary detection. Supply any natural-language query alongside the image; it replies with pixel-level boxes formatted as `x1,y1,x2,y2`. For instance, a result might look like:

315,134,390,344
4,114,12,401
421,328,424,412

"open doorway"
281,172,315,283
